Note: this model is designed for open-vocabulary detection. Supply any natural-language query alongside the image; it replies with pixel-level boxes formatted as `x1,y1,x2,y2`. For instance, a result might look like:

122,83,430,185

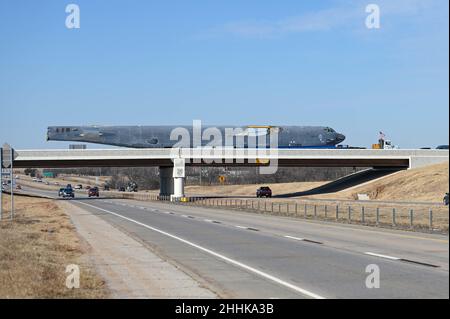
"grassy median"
0,195,108,298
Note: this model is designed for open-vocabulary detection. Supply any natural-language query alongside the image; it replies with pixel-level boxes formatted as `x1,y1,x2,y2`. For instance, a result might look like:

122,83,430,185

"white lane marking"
181,215,189,218
284,235,305,241
204,219,213,223
76,201,326,299
235,225,248,229
365,252,400,260
164,211,172,214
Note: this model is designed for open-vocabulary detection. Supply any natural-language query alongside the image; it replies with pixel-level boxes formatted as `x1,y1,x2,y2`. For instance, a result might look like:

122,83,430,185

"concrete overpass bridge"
10,148,450,198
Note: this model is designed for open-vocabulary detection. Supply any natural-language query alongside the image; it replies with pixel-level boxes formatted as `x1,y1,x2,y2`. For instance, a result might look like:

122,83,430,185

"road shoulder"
58,200,217,299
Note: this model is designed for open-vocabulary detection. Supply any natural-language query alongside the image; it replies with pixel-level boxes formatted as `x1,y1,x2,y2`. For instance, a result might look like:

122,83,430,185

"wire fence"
106,192,449,234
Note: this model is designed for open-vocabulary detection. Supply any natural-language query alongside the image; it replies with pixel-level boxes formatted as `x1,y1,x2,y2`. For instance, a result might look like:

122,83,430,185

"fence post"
376,207,380,226
429,209,433,231
348,206,351,222
295,203,298,215
271,202,274,213
287,203,290,214
409,209,414,229
314,205,317,219
304,204,307,218
336,205,339,221
361,206,365,224
324,205,328,219
392,208,396,227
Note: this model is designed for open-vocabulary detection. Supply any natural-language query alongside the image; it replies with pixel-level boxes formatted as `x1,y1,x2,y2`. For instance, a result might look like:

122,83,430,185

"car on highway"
58,188,66,197
16,185,22,190
118,186,126,192
437,145,449,150
61,188,75,199
74,184,83,190
88,187,99,198
256,186,272,198
444,193,449,206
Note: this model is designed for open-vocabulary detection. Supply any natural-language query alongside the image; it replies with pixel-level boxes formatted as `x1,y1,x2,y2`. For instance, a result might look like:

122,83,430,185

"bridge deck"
12,148,449,169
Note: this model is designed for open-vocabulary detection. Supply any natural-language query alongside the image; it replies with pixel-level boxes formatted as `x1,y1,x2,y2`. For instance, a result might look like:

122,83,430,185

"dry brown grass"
347,162,449,202
0,195,108,298
184,181,327,197
185,162,449,203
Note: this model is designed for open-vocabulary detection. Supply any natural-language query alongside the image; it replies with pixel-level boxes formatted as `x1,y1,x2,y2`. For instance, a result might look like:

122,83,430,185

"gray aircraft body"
47,125,345,149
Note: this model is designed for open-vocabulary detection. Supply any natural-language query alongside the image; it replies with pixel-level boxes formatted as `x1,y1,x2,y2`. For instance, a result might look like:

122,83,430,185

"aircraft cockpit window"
72,128,78,132
56,128,60,133
324,127,335,133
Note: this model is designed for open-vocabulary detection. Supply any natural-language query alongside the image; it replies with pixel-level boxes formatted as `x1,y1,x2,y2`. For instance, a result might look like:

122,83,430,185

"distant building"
69,144,87,150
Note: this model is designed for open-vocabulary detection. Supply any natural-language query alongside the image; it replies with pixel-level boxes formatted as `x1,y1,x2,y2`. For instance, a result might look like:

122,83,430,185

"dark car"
88,187,99,197
437,145,449,150
256,186,272,198
62,188,75,199
58,188,66,197
444,193,449,206
118,186,126,192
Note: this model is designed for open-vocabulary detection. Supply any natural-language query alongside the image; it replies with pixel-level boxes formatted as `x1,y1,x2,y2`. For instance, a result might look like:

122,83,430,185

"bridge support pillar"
170,158,185,201
173,177,185,199
159,166,174,197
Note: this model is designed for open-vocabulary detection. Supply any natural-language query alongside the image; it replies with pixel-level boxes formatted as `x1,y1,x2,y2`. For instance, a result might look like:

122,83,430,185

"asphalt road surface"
17,186,450,299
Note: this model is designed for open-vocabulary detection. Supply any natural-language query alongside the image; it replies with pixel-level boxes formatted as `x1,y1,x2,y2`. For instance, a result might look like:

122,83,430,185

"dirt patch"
0,195,108,298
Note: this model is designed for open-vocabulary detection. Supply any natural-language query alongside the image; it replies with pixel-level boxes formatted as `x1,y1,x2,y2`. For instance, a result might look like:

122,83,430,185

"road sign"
1,143,18,169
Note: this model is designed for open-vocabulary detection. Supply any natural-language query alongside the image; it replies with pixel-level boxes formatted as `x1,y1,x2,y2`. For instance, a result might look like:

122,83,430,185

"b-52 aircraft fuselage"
47,125,346,149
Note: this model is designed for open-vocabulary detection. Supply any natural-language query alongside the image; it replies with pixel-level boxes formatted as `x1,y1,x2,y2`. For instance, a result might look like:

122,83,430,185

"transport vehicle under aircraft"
47,125,346,149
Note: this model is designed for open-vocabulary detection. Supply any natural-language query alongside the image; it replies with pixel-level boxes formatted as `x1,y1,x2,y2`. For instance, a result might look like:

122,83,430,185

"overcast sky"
0,0,448,149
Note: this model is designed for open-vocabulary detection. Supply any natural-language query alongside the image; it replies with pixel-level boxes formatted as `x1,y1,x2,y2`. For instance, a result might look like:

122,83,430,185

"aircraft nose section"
336,133,346,143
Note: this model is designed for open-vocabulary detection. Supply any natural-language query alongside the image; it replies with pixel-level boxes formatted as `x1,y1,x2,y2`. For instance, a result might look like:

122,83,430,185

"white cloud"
206,0,443,39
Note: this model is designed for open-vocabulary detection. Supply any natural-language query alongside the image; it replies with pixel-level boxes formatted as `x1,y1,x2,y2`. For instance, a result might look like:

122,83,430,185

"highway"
18,186,450,299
